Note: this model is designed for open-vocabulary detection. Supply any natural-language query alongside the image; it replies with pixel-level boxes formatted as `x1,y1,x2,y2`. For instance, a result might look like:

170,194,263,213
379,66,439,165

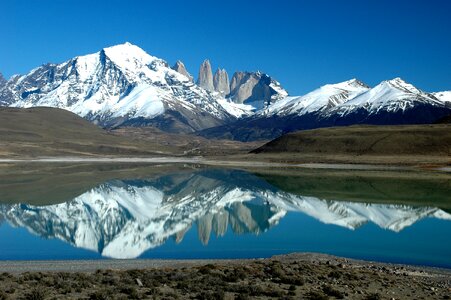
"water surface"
0,164,450,268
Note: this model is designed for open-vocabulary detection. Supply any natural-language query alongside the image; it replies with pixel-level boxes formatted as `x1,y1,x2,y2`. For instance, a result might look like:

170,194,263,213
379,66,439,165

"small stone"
136,278,143,287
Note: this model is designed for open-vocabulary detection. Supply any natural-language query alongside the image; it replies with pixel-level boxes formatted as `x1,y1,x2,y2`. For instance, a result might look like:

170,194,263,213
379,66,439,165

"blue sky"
1,0,450,95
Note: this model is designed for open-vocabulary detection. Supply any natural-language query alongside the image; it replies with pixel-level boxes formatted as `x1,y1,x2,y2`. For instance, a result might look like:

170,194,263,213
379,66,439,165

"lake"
0,163,450,268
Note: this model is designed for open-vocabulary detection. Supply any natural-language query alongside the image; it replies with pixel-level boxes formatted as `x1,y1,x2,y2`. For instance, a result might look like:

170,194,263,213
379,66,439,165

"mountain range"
200,78,451,140
1,169,449,259
0,42,450,140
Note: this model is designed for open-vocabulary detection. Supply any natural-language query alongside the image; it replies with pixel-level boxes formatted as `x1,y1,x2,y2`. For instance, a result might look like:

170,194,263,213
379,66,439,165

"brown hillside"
0,107,169,157
251,125,451,156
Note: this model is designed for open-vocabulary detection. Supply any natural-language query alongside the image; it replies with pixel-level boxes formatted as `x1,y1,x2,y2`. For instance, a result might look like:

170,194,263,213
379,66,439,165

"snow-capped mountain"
324,77,445,119
0,43,238,132
0,43,290,131
196,59,288,110
228,71,288,109
199,77,451,141
1,169,449,258
261,79,369,117
1,42,449,138
433,91,451,104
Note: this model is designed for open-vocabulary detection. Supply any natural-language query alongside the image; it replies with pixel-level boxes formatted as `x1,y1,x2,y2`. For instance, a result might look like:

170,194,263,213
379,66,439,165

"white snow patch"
262,79,369,117
111,84,165,118
432,91,451,104
216,98,255,118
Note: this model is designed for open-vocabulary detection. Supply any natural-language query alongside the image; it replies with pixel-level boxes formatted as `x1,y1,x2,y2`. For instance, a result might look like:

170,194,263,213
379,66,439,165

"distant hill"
0,107,259,158
435,114,451,124
0,107,170,157
251,125,451,156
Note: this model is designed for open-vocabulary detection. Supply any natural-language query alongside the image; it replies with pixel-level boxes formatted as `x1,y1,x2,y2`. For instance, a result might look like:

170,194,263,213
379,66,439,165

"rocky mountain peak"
228,71,288,109
384,77,422,94
2,44,234,132
103,42,158,67
230,71,246,93
197,59,214,91
213,68,230,95
324,78,370,91
172,60,193,82
345,78,369,89
0,72,6,89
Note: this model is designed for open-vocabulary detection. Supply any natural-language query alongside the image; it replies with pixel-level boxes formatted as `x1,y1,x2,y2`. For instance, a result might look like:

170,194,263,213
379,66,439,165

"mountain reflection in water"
0,169,450,259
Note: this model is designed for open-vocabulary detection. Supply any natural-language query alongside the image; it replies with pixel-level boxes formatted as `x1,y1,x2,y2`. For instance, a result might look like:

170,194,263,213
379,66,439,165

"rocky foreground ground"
0,254,450,299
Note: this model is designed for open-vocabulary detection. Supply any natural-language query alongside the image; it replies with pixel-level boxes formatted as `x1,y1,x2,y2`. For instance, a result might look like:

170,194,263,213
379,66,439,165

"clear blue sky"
1,0,450,95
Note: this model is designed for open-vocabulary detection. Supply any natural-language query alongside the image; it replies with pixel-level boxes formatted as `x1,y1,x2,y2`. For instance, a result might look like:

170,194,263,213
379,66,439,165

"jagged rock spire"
197,59,214,91
0,72,6,87
228,71,288,107
171,60,193,82
213,68,230,95
230,72,246,95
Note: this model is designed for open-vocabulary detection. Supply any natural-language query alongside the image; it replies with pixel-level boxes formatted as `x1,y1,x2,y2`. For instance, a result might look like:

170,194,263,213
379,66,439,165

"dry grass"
0,255,448,299
252,124,451,156
0,107,263,158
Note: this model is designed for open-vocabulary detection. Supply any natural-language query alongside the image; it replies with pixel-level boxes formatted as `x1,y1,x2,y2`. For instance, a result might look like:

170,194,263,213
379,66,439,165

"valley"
2,2,451,298
0,107,262,158
0,43,449,143
1,106,449,168
0,43,450,168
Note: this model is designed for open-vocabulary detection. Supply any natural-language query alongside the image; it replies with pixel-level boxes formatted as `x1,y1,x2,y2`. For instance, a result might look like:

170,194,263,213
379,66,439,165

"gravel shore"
0,253,449,299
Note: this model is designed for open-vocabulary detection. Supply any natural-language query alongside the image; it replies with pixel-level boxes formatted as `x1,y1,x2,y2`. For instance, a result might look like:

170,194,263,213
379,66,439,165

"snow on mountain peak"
346,78,369,88
103,42,159,68
262,78,369,117
432,91,451,104
2,41,449,133
384,77,423,94
331,77,444,113
325,78,368,90
101,42,170,84
4,42,237,130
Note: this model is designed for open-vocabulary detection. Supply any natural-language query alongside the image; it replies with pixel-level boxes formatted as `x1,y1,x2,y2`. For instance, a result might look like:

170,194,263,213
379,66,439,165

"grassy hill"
0,107,173,157
247,124,451,165
0,107,262,158
251,125,451,156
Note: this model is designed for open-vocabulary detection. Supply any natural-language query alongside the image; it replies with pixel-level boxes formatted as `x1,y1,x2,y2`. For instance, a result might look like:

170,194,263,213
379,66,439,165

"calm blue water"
0,167,450,268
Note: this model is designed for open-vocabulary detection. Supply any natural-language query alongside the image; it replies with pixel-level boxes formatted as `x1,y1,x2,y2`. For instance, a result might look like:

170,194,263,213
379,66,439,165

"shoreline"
0,156,447,172
0,253,449,299
1,253,450,274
